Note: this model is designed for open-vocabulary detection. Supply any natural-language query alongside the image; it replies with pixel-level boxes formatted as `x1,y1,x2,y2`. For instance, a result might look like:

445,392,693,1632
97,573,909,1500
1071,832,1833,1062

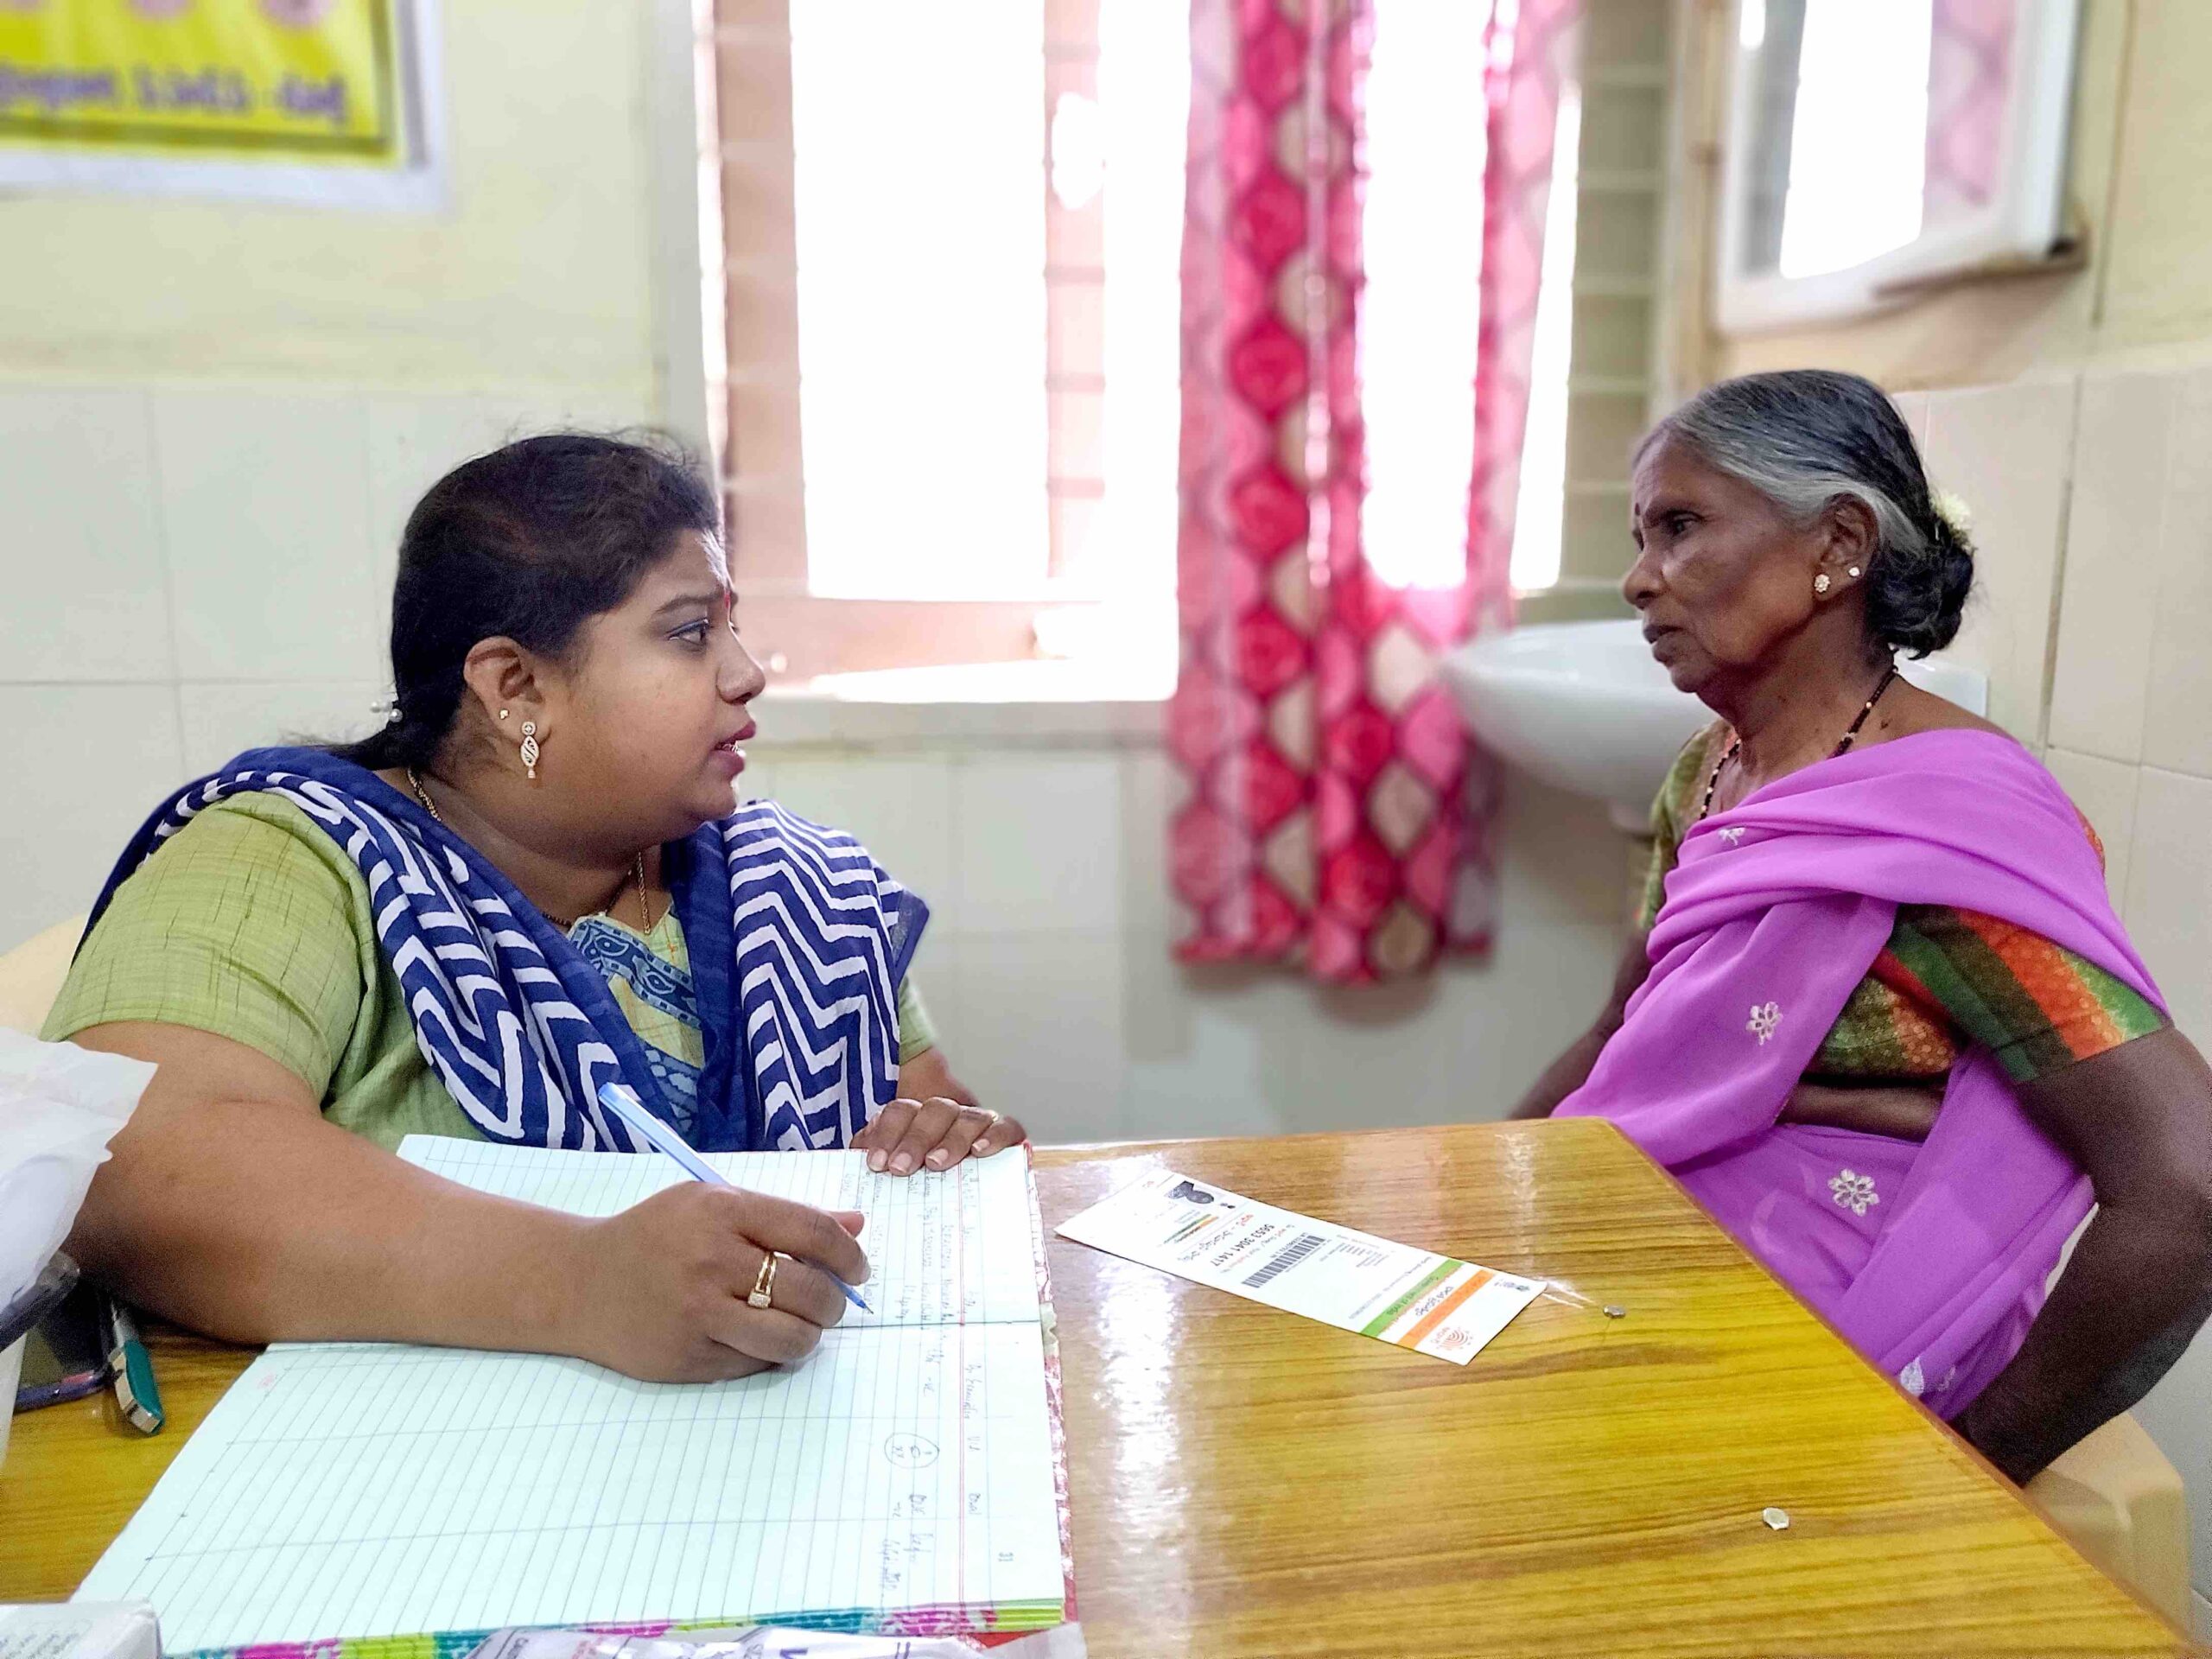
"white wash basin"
1442,620,1987,832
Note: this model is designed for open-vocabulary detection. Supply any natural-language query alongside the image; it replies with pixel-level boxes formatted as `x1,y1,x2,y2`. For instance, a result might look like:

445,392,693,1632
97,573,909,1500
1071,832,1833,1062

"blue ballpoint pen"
596,1081,872,1313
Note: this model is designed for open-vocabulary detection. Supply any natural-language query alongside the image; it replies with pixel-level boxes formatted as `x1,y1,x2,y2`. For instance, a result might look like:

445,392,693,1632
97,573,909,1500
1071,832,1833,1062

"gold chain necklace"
406,769,656,934
1698,662,1900,824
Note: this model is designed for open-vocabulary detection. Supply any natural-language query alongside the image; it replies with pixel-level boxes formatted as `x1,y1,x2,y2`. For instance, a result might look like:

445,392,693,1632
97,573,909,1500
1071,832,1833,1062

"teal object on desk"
102,1294,164,1434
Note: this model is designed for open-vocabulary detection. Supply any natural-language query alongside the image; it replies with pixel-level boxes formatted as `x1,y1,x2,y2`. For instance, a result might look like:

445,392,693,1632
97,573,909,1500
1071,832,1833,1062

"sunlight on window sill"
757,655,1173,751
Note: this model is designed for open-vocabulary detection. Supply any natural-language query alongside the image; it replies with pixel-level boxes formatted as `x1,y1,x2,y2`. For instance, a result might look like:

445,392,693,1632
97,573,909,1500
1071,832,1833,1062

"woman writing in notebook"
1514,372,2212,1484
52,434,1024,1383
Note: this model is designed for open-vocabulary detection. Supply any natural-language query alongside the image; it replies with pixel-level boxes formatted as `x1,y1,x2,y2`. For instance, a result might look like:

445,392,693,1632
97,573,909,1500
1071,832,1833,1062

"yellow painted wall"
1700,0,2212,389
0,3,658,404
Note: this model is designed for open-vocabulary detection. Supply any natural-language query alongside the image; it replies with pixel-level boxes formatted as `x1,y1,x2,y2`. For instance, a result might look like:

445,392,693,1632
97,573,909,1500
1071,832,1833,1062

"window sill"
754,658,1173,751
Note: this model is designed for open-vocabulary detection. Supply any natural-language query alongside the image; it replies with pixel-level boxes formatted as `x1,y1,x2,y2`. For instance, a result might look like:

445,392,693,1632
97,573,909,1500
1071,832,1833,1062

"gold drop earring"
519,719,541,780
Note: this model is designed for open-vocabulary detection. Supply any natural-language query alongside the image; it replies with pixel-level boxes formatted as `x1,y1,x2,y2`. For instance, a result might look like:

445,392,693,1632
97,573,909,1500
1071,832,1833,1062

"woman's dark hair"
333,431,722,771
1635,369,1974,657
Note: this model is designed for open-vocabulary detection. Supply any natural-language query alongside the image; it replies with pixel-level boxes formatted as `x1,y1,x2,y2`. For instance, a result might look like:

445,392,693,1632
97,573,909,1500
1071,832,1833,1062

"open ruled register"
75,1138,1071,1656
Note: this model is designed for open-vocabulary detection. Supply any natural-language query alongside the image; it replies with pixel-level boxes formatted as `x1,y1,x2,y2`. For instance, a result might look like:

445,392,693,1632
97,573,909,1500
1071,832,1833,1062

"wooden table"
1,1122,2190,1656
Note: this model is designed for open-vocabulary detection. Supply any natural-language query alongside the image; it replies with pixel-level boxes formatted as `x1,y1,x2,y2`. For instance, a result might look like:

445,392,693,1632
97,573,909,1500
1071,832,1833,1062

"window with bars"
707,0,1183,680
702,0,1603,683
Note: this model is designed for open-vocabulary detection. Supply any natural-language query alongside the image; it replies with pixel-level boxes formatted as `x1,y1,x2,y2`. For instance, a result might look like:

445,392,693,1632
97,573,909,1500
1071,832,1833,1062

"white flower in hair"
1930,487,1974,537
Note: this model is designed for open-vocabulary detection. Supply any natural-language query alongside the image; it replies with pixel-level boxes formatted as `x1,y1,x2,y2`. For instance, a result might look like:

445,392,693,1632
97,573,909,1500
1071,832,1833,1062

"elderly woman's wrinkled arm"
1954,1027,2212,1484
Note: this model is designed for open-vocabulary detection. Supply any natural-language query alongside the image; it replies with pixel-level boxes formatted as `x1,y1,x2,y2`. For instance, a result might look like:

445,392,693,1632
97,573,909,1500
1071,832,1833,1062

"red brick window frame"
706,0,1163,682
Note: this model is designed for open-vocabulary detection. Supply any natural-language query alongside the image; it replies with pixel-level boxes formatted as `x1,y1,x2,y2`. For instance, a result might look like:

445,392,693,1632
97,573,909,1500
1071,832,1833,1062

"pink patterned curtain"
1925,0,2014,219
1169,0,1580,984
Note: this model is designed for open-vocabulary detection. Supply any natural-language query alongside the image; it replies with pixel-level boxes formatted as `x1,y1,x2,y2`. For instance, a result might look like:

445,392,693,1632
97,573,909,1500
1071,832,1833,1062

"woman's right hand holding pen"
565,1184,870,1383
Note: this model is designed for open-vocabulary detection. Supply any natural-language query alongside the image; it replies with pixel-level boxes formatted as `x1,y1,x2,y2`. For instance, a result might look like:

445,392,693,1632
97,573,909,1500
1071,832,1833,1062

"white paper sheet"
74,1142,1063,1651
0,1030,154,1306
400,1139,1044,1330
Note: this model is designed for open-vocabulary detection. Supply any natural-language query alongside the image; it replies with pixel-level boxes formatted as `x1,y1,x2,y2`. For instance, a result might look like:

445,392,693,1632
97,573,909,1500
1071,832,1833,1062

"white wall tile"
1497,773,1634,929
1116,918,1623,1141
2043,748,2143,906
363,393,654,619
950,929,1129,1144
2050,373,2170,762
0,684,186,950
1116,763,1226,1086
154,390,380,683
1890,389,1930,448
1922,378,2075,743
1121,965,1285,1140
1116,749,1179,943
0,388,173,683
2134,1325,2212,1607
1270,924,1621,1131
2121,766,2212,1041
1112,753,1629,1138
177,681,385,776
1109,753,1624,1135
956,755,1123,934
0,676,1658,1147
760,753,959,924
2143,366,2212,780
901,929,966,1080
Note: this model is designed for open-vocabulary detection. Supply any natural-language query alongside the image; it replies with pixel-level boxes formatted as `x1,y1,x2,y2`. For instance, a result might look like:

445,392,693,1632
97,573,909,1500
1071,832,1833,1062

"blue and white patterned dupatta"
85,748,927,1153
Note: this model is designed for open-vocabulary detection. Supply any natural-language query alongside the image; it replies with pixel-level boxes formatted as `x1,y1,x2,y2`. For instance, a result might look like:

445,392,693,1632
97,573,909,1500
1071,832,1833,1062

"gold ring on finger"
747,1252,779,1310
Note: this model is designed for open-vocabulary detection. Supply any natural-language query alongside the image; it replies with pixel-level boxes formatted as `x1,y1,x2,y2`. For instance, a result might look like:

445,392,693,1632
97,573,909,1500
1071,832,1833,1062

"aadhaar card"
1055,1169,1543,1364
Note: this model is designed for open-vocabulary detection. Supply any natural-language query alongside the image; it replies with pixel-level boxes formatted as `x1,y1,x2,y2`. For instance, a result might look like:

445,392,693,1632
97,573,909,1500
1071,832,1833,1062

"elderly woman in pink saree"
1516,370,2212,1484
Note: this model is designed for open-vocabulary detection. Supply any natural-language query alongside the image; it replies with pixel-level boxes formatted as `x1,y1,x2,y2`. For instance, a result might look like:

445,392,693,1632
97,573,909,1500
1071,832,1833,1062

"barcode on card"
1243,1232,1327,1287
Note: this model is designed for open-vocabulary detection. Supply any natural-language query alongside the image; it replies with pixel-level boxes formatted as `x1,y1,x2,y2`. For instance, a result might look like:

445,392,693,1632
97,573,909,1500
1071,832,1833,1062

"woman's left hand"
855,1096,1027,1175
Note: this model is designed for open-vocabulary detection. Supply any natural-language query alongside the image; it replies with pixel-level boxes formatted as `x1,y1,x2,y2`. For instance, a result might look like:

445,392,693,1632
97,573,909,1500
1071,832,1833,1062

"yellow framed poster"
0,0,442,208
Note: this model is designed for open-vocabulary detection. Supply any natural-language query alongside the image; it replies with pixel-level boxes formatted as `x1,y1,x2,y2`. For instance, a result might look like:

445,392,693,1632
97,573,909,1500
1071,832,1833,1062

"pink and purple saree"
1559,729,2165,1417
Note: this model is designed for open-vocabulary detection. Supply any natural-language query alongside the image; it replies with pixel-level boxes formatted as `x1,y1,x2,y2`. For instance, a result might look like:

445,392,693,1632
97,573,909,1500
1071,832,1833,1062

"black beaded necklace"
1697,661,1901,824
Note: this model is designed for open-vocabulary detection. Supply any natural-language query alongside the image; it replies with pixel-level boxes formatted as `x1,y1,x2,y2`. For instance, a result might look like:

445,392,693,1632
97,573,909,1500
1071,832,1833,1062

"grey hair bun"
1638,369,1974,658
1868,500,1974,656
